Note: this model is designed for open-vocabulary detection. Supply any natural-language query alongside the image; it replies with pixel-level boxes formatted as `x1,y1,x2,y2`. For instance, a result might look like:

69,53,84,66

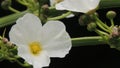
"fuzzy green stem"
72,36,106,47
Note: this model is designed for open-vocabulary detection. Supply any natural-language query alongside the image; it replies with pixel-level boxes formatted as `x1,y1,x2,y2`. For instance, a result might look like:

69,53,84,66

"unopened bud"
106,11,116,20
2,38,8,43
42,4,49,10
7,42,13,47
1,0,11,10
79,13,98,26
87,22,97,31
79,14,91,26
41,4,49,14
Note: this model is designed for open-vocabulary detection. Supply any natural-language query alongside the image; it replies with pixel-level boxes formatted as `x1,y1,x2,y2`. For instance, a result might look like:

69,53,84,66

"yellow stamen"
29,42,42,56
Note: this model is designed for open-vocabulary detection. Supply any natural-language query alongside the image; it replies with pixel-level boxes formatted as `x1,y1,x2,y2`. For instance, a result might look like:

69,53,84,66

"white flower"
50,0,74,18
9,13,72,68
50,0,100,13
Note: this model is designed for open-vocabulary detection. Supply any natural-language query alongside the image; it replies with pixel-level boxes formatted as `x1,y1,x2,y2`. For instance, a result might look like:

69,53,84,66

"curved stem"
95,29,109,37
47,11,72,21
94,14,111,33
72,36,106,47
8,6,20,13
96,21,110,33
6,56,31,67
17,0,29,6
95,15,110,29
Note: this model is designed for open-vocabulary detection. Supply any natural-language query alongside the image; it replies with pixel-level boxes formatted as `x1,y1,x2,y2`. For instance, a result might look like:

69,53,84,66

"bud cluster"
110,26,120,38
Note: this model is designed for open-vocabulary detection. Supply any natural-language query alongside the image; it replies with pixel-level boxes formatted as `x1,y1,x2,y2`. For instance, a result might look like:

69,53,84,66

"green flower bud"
87,22,97,31
79,13,98,26
89,13,98,22
2,38,8,44
79,14,91,26
1,0,11,10
106,11,116,20
41,4,49,14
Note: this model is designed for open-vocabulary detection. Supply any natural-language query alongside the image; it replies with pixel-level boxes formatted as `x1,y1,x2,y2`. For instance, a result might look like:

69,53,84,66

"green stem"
6,56,31,67
0,10,29,28
8,6,20,13
2,28,6,38
110,19,114,28
94,15,111,33
49,6,55,10
17,0,29,6
96,21,109,33
72,36,106,47
100,0,120,9
47,11,72,21
95,29,109,37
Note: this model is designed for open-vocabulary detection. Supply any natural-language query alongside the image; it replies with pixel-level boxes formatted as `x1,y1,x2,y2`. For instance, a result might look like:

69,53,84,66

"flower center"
29,42,42,56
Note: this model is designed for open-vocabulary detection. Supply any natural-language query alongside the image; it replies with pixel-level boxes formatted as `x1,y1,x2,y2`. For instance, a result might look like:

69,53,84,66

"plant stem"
0,10,29,28
110,19,114,28
47,11,72,21
99,0,120,9
72,36,106,47
8,6,20,13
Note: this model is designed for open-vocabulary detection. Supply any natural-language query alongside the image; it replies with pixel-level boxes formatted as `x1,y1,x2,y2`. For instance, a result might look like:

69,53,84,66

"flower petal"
9,13,43,45
50,0,55,6
33,51,50,68
56,0,100,13
18,44,50,67
41,21,72,58
17,44,33,64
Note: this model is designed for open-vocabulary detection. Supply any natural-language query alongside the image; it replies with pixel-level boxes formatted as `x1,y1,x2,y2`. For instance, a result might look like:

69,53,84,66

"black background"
1,0,120,68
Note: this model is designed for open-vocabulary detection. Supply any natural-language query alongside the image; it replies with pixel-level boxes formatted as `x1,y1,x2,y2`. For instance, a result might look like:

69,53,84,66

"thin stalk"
47,11,72,21
8,6,20,13
17,0,29,6
95,15,110,29
95,29,109,37
96,21,109,33
6,56,30,67
110,19,114,28
94,15,111,33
